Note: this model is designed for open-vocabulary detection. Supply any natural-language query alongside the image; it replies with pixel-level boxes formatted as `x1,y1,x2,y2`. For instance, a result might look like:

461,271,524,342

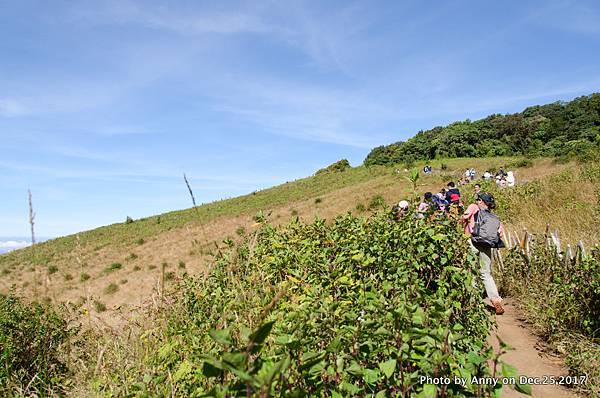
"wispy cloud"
66,0,270,35
0,240,30,253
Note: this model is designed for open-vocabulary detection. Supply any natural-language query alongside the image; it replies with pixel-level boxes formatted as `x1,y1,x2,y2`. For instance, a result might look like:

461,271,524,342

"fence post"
578,240,586,259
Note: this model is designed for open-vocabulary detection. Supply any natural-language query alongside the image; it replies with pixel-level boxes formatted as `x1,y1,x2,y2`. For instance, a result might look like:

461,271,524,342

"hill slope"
0,157,590,323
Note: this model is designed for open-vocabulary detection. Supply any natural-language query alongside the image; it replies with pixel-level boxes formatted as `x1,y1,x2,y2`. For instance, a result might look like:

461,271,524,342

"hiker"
473,183,481,195
432,192,448,212
423,165,432,174
448,192,464,220
417,192,433,218
445,181,460,203
469,168,476,180
506,171,515,187
482,171,492,180
461,193,505,315
392,200,410,221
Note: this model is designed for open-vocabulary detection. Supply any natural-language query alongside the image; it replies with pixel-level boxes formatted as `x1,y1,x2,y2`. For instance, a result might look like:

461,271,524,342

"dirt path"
487,299,579,398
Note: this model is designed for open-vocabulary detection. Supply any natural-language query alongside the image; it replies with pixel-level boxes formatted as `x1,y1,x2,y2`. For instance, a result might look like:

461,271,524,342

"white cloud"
0,240,30,252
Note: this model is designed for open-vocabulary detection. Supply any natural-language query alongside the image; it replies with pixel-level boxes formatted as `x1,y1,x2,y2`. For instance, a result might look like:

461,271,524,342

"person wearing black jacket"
445,181,460,203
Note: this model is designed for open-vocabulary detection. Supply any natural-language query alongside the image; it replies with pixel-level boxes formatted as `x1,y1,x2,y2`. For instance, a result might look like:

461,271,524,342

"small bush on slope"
96,214,527,397
0,295,70,395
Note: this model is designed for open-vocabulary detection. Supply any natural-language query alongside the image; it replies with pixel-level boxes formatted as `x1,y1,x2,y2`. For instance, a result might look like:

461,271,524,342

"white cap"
398,200,409,209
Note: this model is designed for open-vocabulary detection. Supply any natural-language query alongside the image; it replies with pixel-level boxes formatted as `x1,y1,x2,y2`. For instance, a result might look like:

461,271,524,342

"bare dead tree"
183,173,198,212
28,189,36,246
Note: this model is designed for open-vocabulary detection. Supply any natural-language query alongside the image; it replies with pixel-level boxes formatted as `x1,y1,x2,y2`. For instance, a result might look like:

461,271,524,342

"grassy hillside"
1,156,599,396
0,157,594,323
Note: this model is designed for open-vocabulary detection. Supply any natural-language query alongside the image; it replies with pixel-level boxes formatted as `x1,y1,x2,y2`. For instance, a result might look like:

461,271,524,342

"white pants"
469,240,501,301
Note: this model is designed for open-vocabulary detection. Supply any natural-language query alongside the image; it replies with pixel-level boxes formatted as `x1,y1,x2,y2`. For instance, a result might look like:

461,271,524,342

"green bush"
80,273,90,282
104,262,122,273
101,214,527,396
368,194,386,210
315,159,351,175
94,300,107,313
104,283,119,295
0,294,70,394
47,265,59,274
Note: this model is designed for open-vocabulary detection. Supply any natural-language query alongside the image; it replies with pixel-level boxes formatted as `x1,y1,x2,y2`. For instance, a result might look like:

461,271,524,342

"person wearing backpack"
461,193,505,315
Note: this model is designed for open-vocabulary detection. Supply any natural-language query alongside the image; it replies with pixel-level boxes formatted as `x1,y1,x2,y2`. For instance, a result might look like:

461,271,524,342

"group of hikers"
393,172,510,315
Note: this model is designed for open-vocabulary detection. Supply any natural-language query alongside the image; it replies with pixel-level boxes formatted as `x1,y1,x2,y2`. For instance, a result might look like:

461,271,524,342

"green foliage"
94,300,107,313
101,214,518,396
368,194,386,210
355,203,366,212
104,283,119,295
80,273,90,282
104,262,122,273
126,216,134,224
364,93,600,165
136,238,145,245
178,260,186,269
47,264,59,274
315,159,351,175
0,294,70,394
314,197,323,204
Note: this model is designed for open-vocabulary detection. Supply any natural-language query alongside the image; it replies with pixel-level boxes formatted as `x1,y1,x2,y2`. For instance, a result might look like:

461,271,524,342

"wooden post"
565,245,572,267
495,249,505,272
578,240,586,259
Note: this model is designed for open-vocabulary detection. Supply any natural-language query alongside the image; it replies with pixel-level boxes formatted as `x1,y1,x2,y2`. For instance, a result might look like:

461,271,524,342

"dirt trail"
488,299,579,398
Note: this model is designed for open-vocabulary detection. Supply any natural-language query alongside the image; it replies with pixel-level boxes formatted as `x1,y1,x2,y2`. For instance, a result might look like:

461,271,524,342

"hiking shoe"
492,301,505,315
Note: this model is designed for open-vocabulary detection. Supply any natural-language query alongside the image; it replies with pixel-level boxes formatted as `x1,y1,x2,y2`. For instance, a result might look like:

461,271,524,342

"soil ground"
488,299,579,398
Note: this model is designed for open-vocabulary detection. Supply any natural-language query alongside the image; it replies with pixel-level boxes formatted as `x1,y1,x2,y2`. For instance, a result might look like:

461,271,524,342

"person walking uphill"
461,193,505,315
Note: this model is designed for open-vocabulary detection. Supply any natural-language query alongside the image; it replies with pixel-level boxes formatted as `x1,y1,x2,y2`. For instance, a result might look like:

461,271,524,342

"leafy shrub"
94,300,107,312
104,283,119,295
314,197,322,204
507,158,533,168
125,216,134,224
315,159,351,175
355,202,366,212
106,214,521,396
178,260,186,269
236,226,246,236
368,194,386,210
47,265,59,274
165,272,175,281
136,238,145,245
0,294,69,394
64,273,73,281
104,262,122,273
80,273,90,282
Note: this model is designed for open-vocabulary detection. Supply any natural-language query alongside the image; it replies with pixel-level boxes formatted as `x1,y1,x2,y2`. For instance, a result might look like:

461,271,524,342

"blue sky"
1,0,600,239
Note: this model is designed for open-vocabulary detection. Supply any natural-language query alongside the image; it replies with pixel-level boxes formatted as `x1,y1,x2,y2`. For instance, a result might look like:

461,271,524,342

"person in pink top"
461,193,505,315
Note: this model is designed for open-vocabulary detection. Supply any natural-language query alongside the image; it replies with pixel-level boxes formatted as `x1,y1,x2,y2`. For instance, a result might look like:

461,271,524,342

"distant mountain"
0,237,50,254
364,93,600,166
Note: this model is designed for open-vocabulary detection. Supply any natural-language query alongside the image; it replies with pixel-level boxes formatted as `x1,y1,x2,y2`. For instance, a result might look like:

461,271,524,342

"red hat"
450,193,460,203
